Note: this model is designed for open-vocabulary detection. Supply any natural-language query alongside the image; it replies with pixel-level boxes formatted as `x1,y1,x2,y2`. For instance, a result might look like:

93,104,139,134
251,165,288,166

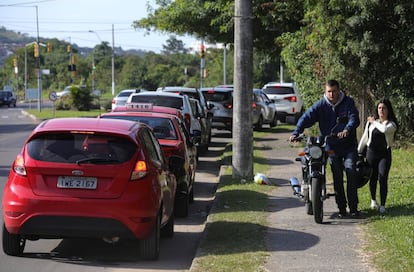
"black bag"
356,155,372,188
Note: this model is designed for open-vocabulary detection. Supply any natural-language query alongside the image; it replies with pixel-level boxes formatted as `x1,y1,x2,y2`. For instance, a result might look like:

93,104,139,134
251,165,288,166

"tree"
117,55,146,89
133,0,304,58
279,0,414,138
162,35,189,55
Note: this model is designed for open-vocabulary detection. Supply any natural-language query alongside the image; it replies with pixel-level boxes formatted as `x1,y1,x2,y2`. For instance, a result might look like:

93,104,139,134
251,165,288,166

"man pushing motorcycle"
290,79,361,217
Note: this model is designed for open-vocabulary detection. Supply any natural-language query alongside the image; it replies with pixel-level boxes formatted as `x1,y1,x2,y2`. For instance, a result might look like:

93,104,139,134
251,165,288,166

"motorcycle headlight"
309,146,323,159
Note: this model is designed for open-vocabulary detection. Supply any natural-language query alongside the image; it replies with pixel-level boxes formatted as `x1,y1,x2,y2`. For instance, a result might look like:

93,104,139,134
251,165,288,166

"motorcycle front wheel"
306,202,313,215
311,177,323,224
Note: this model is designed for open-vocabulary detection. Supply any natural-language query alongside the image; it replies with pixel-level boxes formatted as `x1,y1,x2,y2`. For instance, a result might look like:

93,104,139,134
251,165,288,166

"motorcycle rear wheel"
311,177,323,224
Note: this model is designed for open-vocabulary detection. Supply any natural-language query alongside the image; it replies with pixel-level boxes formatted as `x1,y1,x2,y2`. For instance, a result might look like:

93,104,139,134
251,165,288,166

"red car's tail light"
284,96,297,102
224,103,233,109
13,154,26,176
130,160,148,180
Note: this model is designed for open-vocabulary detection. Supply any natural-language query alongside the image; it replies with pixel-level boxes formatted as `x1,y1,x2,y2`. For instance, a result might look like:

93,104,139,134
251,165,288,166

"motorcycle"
290,117,348,224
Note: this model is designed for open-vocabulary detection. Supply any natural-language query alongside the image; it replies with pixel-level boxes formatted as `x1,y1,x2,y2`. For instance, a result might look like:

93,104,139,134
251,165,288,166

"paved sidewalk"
260,130,374,272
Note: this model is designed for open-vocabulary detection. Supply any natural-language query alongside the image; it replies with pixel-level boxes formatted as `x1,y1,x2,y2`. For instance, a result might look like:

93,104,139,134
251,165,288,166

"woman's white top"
357,119,397,153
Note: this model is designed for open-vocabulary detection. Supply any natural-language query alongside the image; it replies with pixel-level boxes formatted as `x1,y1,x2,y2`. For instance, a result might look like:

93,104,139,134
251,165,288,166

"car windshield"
130,95,184,110
264,87,294,95
118,91,133,97
0,92,9,98
27,133,136,164
101,116,178,140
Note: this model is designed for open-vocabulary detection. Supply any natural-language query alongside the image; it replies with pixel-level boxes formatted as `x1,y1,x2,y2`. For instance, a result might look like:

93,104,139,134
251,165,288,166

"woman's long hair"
374,98,399,132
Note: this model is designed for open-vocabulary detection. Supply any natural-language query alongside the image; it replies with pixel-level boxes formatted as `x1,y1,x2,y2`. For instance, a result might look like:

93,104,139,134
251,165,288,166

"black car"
0,90,17,107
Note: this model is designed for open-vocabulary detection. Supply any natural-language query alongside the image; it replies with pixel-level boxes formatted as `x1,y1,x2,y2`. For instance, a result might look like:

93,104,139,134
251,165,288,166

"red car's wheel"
3,224,25,256
140,213,160,260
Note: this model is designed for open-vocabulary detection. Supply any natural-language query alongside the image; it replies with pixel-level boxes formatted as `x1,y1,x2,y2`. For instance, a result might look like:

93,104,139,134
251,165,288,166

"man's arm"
291,100,320,140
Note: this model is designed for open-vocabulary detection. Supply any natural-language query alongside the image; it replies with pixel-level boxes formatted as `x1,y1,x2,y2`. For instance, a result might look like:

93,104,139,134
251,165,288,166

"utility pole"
223,43,227,85
232,0,253,179
111,24,115,96
88,30,102,91
35,5,42,112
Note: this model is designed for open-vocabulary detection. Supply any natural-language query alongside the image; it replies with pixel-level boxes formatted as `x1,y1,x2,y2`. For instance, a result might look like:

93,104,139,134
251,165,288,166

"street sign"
49,91,57,102
26,88,38,100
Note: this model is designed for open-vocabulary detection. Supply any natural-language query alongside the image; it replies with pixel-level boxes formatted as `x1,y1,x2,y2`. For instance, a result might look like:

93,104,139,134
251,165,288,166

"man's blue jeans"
328,150,358,213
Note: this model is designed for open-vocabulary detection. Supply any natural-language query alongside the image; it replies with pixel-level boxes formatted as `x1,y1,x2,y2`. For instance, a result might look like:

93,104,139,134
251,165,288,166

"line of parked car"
2,82,304,261
200,82,304,131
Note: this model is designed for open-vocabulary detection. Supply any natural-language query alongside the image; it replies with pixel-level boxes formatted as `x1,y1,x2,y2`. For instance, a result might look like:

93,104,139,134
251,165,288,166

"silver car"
262,82,304,124
252,89,278,130
111,89,145,110
201,87,234,131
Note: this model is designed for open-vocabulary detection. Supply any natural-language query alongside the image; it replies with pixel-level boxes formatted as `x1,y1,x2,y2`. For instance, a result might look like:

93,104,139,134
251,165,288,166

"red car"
2,118,182,260
100,107,197,218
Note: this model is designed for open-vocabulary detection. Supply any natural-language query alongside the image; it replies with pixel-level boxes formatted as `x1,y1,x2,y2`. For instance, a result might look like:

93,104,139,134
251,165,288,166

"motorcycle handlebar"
290,132,339,143
290,134,305,142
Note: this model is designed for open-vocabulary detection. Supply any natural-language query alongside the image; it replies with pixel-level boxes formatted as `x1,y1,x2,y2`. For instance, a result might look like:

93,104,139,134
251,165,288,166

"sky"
0,0,199,52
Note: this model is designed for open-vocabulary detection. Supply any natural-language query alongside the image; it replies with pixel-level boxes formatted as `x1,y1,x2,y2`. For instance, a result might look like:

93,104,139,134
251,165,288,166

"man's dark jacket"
292,92,360,155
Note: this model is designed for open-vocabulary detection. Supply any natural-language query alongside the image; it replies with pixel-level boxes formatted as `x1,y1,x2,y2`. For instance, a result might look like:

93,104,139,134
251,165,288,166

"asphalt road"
0,105,230,272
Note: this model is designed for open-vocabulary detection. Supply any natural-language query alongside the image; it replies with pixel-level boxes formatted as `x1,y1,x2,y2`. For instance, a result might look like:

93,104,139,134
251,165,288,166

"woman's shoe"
379,206,386,213
370,200,378,209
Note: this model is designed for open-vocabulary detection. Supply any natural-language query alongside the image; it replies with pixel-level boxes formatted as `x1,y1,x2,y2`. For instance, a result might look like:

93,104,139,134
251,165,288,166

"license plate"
57,176,97,189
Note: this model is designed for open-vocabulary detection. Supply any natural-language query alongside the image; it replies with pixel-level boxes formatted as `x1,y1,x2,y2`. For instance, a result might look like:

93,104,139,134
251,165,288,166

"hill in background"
0,26,148,68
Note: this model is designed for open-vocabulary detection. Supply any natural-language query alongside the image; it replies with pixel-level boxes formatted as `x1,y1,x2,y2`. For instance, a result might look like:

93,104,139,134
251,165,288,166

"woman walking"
358,98,398,213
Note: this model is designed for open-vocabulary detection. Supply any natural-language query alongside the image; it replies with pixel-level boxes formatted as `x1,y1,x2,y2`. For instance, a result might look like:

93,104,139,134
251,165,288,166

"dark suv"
0,90,17,107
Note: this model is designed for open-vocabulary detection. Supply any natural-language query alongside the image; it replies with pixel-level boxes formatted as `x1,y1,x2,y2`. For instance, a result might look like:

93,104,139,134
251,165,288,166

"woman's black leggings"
366,148,392,206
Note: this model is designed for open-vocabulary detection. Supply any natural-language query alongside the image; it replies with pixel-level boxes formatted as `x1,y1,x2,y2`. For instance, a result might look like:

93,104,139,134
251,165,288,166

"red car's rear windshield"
101,115,178,140
27,133,136,164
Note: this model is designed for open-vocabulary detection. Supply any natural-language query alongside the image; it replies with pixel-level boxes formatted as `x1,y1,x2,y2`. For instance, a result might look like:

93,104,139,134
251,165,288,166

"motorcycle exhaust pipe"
290,177,301,196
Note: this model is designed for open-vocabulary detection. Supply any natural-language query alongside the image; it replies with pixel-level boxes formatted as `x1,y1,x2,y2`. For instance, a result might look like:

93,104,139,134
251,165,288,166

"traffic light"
67,45,71,53
200,44,205,58
68,54,77,71
13,58,17,67
47,42,52,52
34,43,39,58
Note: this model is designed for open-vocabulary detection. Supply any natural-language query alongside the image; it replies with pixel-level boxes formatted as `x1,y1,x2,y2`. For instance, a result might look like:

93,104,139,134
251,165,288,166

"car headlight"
309,146,323,159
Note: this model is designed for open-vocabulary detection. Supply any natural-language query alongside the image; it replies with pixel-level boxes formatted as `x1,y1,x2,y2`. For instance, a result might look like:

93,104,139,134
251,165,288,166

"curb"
20,109,39,123
189,164,229,271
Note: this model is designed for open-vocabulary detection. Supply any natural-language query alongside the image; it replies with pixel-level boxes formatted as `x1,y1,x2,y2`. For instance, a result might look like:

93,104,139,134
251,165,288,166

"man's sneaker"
371,200,378,209
379,206,386,213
